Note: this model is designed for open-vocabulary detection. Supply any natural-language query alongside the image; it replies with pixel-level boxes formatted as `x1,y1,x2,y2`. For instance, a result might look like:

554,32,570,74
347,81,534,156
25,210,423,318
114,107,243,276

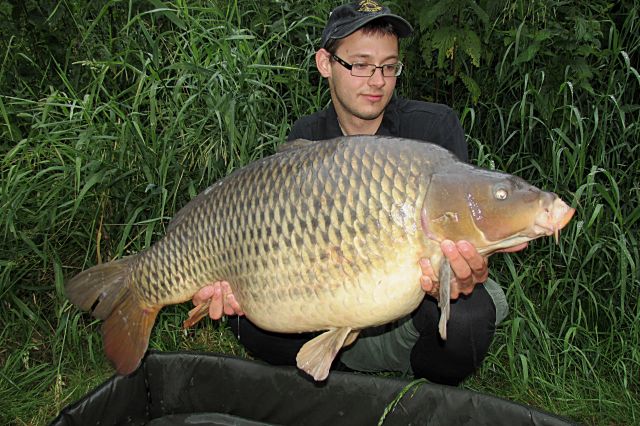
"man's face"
322,30,399,122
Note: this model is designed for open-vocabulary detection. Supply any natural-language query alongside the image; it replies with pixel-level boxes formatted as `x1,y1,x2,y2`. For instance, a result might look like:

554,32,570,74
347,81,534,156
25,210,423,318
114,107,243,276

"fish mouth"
533,198,575,242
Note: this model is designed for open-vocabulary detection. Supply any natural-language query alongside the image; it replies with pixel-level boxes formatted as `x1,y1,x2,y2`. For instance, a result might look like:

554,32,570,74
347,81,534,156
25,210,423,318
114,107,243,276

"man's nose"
368,67,386,86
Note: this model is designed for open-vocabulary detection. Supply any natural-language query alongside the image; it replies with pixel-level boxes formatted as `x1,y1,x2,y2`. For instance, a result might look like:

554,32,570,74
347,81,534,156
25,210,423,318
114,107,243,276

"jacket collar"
325,95,400,137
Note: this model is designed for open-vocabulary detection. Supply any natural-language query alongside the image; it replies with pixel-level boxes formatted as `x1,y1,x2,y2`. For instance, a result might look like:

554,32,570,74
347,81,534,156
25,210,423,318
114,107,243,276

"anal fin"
296,328,360,381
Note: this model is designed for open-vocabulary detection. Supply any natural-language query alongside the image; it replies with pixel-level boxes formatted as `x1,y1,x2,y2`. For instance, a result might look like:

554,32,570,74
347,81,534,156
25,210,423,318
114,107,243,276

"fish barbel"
65,135,575,381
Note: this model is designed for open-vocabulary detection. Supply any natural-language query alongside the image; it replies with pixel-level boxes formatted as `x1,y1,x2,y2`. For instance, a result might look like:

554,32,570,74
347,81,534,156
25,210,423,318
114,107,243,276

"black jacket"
287,96,468,162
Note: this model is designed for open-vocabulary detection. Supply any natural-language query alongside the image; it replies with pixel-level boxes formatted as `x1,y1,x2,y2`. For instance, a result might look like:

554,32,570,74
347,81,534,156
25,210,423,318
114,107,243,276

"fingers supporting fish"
419,258,439,298
218,281,244,316
223,293,244,316
190,282,245,323
441,240,488,297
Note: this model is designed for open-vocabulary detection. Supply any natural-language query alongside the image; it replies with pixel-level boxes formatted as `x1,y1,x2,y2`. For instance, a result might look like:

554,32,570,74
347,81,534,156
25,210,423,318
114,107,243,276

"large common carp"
65,135,574,381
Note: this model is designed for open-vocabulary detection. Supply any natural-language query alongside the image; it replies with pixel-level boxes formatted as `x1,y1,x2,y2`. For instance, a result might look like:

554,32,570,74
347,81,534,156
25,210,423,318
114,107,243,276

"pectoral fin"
184,299,211,328
296,327,360,381
437,259,451,340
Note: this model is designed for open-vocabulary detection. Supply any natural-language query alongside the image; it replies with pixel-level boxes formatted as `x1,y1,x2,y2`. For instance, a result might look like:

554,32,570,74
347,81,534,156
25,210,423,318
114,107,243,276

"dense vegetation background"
0,0,638,424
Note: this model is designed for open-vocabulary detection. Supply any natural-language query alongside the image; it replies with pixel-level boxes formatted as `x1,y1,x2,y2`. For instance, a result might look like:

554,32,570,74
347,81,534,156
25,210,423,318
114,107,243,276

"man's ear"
316,48,332,78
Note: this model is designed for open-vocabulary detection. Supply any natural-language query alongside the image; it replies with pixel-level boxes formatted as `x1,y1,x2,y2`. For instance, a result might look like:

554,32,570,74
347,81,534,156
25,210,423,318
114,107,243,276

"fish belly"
237,241,428,332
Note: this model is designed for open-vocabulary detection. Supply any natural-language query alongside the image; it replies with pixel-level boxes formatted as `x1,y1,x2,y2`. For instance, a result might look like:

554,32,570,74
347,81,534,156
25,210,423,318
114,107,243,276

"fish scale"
151,141,399,322
65,135,574,381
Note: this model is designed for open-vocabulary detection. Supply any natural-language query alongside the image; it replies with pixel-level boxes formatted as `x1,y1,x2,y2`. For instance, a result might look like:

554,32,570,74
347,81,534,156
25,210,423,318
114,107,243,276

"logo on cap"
358,0,383,13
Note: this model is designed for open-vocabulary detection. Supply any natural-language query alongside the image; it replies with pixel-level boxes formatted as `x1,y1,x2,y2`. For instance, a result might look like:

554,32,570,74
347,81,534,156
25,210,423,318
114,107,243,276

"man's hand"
418,240,528,299
192,281,244,320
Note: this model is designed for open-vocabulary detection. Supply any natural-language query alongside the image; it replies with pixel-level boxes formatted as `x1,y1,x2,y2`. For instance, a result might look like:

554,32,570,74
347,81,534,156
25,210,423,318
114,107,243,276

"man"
193,1,526,385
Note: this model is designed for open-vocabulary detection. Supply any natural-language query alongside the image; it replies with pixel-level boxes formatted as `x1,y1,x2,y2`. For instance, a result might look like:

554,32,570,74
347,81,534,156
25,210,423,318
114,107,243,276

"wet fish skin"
65,135,574,381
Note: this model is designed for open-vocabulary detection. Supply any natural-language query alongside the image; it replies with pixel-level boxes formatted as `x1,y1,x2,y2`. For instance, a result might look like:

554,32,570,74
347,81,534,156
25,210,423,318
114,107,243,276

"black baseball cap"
320,1,413,48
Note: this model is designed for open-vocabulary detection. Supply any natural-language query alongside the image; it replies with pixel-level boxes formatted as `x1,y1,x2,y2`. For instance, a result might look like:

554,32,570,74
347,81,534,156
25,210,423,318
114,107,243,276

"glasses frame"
331,54,403,78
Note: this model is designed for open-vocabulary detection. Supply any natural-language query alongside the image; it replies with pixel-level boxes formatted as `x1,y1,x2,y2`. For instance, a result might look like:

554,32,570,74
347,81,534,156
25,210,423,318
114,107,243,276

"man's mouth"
362,94,383,102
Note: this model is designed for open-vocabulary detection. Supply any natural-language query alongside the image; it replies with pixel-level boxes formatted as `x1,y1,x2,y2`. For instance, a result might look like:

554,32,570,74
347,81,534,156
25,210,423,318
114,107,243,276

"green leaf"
460,28,482,67
431,27,460,68
459,72,481,103
514,43,539,65
466,0,489,25
533,29,554,42
420,37,434,67
145,0,187,30
418,0,451,28
0,2,13,17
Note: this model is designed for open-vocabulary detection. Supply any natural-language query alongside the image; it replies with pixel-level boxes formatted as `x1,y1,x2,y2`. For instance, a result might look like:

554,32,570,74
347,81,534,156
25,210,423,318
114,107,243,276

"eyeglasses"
331,54,403,78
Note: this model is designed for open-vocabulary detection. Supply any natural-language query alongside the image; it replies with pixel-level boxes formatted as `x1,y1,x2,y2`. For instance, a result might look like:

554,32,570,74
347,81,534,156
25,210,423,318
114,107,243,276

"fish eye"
495,188,509,200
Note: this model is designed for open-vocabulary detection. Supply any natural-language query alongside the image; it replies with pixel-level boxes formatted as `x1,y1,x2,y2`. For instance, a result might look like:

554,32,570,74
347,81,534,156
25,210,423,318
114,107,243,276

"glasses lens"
384,63,403,77
349,62,403,77
351,63,376,77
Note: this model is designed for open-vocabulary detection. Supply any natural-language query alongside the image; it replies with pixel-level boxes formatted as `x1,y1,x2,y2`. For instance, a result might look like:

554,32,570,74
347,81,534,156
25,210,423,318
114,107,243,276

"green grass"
1,1,638,425
460,30,640,422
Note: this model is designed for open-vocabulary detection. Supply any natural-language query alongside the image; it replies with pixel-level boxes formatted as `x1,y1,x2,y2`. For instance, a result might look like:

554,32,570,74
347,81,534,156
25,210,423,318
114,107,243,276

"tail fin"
65,257,160,375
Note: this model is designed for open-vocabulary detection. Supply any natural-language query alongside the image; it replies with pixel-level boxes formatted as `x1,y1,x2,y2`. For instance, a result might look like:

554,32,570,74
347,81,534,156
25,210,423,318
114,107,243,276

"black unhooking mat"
50,351,576,426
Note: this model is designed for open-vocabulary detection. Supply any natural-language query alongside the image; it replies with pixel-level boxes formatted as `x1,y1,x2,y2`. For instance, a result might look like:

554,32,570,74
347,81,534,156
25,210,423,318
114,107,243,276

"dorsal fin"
169,138,317,233
166,185,215,233
276,138,316,153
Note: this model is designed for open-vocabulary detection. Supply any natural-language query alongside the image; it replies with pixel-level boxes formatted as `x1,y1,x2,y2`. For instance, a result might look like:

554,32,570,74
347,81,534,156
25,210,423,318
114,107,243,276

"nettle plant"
413,0,488,103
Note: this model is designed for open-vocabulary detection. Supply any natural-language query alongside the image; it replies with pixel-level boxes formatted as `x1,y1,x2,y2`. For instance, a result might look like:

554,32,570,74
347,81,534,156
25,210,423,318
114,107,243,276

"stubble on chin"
330,77,393,123
338,95,388,121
